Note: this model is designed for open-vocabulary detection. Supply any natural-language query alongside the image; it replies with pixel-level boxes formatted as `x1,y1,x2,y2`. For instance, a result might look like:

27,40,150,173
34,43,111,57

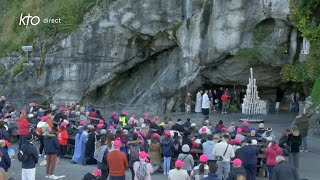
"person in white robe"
202,90,210,115
195,90,203,113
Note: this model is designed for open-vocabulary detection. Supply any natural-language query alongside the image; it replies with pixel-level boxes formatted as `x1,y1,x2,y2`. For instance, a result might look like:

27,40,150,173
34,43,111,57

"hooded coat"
265,144,282,165
72,127,88,164
235,145,259,165
294,117,309,137
161,137,174,157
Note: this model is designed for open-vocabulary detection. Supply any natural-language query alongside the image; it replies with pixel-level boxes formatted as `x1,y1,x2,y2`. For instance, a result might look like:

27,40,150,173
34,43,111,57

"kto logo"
19,14,40,26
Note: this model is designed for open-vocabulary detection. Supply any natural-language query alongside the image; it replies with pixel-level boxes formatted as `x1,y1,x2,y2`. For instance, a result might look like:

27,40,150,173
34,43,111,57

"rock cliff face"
0,0,293,113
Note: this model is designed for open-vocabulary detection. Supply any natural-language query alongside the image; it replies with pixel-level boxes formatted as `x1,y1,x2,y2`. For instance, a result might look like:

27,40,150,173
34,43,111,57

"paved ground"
6,111,320,180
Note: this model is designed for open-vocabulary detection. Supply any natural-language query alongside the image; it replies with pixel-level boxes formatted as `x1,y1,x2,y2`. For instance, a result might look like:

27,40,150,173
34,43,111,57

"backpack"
35,128,43,136
136,162,148,180
18,143,29,162
129,143,140,161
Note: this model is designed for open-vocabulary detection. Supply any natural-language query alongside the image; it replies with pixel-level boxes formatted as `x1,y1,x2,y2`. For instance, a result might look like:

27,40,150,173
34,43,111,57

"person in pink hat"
191,154,209,180
17,109,30,149
161,130,174,175
235,128,245,142
57,122,69,158
168,160,190,180
232,138,242,152
241,120,251,134
227,158,246,179
83,168,102,180
133,151,153,180
149,133,162,173
107,140,128,180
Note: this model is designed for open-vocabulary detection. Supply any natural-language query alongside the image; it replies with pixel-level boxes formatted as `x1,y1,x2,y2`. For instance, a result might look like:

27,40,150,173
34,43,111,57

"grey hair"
276,155,285,163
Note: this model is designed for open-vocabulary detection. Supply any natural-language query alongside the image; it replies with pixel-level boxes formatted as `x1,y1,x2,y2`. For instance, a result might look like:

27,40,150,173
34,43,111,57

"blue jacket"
235,145,259,165
0,147,11,172
44,133,60,154
202,141,215,160
21,142,39,169
161,137,174,157
203,173,219,180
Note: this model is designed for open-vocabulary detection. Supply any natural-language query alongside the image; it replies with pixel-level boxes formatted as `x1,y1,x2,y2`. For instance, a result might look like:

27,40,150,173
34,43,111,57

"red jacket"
221,94,229,102
57,129,69,145
107,150,128,176
265,144,282,165
18,117,29,135
88,112,97,124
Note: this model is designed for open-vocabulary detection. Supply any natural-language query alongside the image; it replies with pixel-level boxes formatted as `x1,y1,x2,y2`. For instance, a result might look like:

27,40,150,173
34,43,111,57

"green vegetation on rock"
234,48,262,64
0,66,5,76
0,0,103,56
311,76,320,105
11,58,28,77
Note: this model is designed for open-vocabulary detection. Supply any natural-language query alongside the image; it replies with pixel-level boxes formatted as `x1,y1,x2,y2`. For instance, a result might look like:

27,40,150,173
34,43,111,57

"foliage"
0,66,5,76
0,0,103,56
234,48,262,64
285,0,320,83
311,76,320,105
11,58,28,77
229,104,238,113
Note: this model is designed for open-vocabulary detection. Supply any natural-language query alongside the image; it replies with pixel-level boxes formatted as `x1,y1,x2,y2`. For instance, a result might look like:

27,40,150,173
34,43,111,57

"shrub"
229,104,238,113
11,58,28,77
235,48,262,64
311,76,320,105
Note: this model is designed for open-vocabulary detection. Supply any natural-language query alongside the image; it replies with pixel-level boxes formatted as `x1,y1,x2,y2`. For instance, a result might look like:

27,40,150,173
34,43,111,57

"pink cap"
113,140,121,147
131,114,137,119
175,160,184,168
92,169,101,176
139,151,148,159
144,113,149,118
201,127,206,133
234,138,241,144
165,130,171,136
97,124,103,129
123,111,128,115
231,158,242,165
112,112,117,115
60,122,67,127
20,110,26,113
199,154,209,163
80,121,85,125
152,118,157,123
99,120,104,124
237,128,242,134
243,120,249,125
109,125,114,130
41,116,47,122
153,133,160,138
222,127,227,132
29,102,36,107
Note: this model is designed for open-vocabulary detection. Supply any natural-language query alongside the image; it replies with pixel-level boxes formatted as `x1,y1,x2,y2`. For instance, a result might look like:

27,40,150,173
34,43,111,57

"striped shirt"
190,164,209,180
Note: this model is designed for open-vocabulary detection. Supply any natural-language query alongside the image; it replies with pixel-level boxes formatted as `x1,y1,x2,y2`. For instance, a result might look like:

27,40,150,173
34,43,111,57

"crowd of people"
0,98,310,180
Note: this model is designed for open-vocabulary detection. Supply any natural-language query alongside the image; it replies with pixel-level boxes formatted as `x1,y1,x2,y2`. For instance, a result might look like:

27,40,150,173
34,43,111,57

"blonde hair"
292,127,300,136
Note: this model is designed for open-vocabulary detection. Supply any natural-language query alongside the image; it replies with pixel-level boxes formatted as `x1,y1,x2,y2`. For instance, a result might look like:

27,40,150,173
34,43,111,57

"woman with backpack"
148,133,161,173
133,151,153,180
127,132,143,180
178,144,194,175
94,134,111,180
161,130,175,175
191,154,210,180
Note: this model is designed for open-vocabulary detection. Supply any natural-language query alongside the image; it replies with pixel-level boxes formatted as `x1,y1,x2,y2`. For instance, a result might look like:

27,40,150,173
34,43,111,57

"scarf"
94,145,108,163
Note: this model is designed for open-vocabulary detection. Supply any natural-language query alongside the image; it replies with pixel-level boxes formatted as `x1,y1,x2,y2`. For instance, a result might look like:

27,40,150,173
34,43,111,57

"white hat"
259,123,264,128
191,123,196,127
182,144,190,153
252,139,258,146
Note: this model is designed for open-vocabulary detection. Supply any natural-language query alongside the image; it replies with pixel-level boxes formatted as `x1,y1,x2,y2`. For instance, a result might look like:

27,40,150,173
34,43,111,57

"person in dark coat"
293,115,309,152
0,140,10,172
272,156,299,180
235,138,258,180
227,158,246,180
20,133,38,180
286,127,302,170
203,163,219,180
44,127,61,179
85,126,97,165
